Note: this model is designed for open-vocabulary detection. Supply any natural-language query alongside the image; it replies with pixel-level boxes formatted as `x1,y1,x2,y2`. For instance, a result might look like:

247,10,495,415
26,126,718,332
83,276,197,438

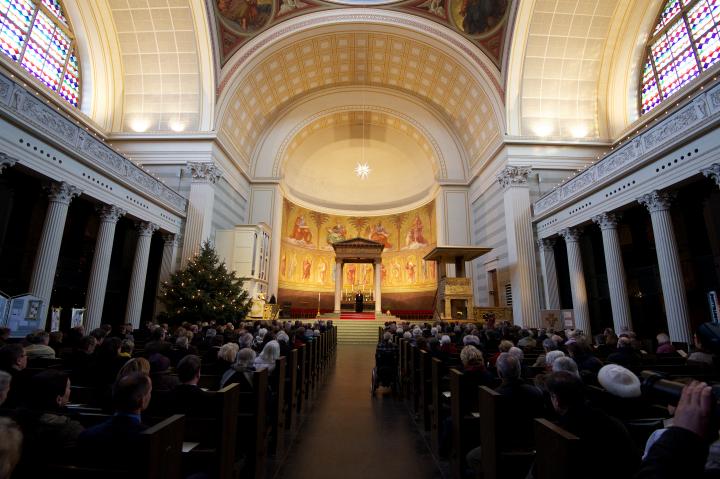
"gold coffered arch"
216,9,506,176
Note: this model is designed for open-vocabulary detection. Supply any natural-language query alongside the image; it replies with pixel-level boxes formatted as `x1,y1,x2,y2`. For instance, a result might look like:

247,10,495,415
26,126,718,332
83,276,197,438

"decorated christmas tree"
158,241,251,325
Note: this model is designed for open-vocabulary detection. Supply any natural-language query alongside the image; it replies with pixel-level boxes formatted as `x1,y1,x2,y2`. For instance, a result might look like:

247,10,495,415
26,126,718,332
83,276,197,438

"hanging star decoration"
354,162,371,180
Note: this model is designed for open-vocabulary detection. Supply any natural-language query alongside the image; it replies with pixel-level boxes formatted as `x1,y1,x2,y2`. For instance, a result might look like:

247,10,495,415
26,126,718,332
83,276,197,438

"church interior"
0,0,720,477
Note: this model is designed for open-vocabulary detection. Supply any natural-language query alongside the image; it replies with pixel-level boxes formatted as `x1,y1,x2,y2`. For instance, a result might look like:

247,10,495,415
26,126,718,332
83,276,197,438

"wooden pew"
146,383,240,479
430,357,449,454
533,418,580,479
418,349,433,431
478,386,535,479
48,414,185,479
268,356,286,455
237,368,269,479
449,368,481,479
296,344,307,415
285,349,298,431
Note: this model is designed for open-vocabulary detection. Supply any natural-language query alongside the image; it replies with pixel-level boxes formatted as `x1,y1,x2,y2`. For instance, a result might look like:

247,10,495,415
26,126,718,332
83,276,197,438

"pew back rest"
533,418,580,479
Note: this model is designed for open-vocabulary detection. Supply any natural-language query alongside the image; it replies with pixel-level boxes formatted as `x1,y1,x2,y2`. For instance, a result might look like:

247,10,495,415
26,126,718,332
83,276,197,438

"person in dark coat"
607,337,642,369
77,373,152,469
167,355,212,414
0,344,30,408
355,291,364,313
546,371,640,479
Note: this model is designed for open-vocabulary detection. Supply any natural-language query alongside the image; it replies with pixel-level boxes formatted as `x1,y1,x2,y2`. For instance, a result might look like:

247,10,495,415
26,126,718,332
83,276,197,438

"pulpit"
423,246,492,321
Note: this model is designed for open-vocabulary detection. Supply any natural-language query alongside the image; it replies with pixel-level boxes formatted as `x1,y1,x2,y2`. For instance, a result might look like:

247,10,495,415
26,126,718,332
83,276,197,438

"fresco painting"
279,198,437,293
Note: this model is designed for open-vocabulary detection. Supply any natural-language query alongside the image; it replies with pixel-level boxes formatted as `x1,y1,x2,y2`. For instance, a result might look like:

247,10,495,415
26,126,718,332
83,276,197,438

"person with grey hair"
552,356,580,378
544,350,566,370
532,337,560,367
466,353,544,474
220,348,256,390
254,340,280,373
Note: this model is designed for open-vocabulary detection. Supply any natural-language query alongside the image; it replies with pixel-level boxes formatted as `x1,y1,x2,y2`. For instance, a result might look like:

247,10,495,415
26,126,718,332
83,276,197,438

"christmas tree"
159,241,251,325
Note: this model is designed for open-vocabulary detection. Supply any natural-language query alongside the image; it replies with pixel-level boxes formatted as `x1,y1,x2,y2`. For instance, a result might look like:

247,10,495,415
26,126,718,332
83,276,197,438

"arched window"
641,0,720,114
0,0,80,107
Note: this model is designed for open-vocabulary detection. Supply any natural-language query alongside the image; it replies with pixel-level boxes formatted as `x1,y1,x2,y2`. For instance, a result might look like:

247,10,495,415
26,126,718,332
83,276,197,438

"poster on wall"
7,294,43,338
71,308,85,329
561,309,575,330
51,307,62,332
0,291,9,327
709,291,719,324
540,310,562,330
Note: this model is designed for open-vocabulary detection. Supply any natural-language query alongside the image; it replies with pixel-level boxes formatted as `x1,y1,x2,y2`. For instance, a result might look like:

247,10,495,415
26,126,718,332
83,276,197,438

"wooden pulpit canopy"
422,246,493,263
331,237,384,262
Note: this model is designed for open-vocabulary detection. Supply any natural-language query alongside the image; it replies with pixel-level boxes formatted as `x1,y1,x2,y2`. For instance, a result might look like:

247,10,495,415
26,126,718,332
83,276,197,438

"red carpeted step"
338,312,376,320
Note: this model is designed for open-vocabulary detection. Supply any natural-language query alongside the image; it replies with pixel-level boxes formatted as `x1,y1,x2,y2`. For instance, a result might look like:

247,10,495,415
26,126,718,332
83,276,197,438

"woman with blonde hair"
115,357,150,383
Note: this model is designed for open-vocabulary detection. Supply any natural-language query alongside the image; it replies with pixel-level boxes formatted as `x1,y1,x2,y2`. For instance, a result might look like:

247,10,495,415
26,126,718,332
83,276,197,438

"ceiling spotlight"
354,162,371,180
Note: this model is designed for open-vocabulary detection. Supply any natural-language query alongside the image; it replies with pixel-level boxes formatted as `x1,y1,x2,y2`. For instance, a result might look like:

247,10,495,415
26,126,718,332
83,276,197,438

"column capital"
46,181,82,205
638,190,676,213
702,163,720,187
97,204,126,223
497,165,532,189
537,237,556,251
592,212,620,230
136,221,159,237
187,162,222,184
162,233,178,246
0,152,18,173
559,227,583,243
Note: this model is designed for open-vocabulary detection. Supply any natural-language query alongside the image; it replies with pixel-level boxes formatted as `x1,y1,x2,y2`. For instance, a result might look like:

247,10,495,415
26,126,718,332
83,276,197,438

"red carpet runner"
338,312,376,320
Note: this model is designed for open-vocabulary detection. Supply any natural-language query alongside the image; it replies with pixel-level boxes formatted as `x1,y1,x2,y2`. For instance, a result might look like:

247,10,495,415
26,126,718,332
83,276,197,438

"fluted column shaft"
374,260,382,314
29,182,81,323
560,228,591,334
182,162,221,266
593,213,632,334
498,166,541,328
538,238,560,310
125,222,158,328
85,205,125,331
638,191,692,345
154,234,179,316
334,259,343,312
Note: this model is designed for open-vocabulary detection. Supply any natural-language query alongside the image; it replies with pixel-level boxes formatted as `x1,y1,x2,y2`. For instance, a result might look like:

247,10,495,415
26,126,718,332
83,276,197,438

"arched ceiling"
216,18,505,176
282,111,438,212
506,0,663,141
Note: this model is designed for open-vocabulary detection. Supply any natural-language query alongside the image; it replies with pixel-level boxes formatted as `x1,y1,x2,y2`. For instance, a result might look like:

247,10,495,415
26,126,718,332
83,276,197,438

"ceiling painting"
212,0,513,68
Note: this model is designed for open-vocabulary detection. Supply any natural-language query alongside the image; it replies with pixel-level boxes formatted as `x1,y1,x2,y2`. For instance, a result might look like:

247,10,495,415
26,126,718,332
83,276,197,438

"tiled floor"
275,344,444,479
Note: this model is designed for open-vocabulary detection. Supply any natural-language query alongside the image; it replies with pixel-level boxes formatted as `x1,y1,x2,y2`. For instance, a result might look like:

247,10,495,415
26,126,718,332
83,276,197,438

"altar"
331,238,384,314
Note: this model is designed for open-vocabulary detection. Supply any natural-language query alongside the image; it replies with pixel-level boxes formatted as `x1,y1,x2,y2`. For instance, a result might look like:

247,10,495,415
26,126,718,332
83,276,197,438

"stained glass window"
641,0,720,114
0,0,80,107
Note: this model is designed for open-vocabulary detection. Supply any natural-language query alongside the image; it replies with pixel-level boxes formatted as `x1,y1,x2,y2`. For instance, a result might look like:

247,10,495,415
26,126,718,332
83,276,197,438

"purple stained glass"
651,33,674,69
667,20,692,57
696,27,720,68
688,1,715,39
0,0,34,61
654,0,683,34
41,0,67,24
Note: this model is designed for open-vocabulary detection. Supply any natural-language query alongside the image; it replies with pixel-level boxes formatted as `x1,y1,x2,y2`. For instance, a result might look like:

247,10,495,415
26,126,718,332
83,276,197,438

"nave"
276,344,442,479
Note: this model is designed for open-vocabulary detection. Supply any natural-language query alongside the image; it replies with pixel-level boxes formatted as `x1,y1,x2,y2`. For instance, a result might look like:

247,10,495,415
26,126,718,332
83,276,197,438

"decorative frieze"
0,71,187,213
638,190,676,213
702,163,720,187
534,80,720,217
188,162,223,184
559,227,583,243
46,181,82,205
592,212,619,230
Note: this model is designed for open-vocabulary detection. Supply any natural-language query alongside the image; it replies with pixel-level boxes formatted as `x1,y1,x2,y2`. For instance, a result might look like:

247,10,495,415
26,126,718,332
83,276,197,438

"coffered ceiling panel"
219,31,501,170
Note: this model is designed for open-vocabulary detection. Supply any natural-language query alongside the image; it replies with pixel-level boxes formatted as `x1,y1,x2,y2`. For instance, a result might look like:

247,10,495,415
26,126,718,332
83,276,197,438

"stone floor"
274,344,444,479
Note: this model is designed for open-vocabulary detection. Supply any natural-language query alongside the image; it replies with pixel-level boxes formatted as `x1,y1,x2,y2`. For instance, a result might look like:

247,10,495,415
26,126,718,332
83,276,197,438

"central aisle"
275,344,444,479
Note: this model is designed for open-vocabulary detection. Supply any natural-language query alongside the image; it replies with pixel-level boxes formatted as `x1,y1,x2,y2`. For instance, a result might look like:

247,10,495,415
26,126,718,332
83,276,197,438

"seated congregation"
0,320,336,479
379,321,719,479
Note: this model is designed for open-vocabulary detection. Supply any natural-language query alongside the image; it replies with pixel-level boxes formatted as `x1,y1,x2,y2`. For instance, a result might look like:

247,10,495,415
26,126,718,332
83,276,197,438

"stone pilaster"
592,212,632,334
638,190,692,345
85,205,126,331
498,166,541,328
29,181,82,323
125,221,159,328
537,237,560,310
182,162,222,266
559,227,591,334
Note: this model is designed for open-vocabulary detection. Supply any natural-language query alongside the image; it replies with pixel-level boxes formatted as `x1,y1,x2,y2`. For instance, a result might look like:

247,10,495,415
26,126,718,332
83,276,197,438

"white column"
85,205,126,331
29,181,82,323
592,213,632,334
537,237,560,310
638,191,692,345
268,185,283,297
182,162,221,267
334,259,342,313
374,259,382,314
0,153,17,173
559,227,591,334
125,221,159,328
155,233,179,316
703,163,720,188
497,166,541,328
